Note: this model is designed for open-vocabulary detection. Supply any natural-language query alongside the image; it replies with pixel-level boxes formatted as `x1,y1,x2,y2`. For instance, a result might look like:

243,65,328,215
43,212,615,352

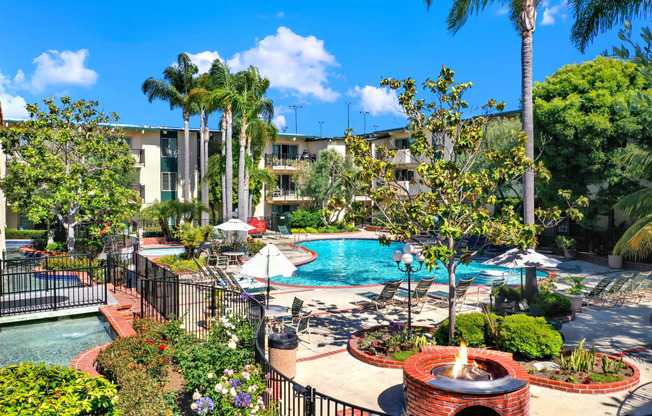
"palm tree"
232,66,275,221
425,0,539,300
142,53,198,202
570,0,652,53
204,153,227,219
208,60,240,220
140,200,174,242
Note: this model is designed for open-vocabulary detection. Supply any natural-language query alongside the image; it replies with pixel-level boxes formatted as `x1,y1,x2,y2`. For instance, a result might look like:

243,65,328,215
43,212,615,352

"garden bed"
518,351,640,394
349,324,436,369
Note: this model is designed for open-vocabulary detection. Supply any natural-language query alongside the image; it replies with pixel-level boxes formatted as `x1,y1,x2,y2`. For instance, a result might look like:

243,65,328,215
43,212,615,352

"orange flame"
451,341,468,379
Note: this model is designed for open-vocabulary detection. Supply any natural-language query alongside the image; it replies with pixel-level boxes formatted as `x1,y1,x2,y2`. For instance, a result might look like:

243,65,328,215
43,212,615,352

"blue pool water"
271,239,547,287
0,314,115,369
140,247,185,256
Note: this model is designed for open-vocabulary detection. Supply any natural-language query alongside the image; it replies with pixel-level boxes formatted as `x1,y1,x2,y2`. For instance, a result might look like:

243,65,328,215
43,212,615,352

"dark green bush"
0,362,119,415
531,291,571,317
498,314,563,359
75,237,104,256
5,228,48,239
290,209,323,229
46,241,66,252
434,313,488,347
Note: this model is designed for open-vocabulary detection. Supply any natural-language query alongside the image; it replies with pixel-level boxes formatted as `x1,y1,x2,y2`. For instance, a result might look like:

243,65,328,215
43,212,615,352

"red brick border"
528,351,640,394
348,325,436,369
70,305,137,376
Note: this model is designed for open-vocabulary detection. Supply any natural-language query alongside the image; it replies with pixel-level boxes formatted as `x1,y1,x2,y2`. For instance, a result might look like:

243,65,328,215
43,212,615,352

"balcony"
266,188,311,203
264,153,316,170
131,184,145,200
131,148,145,166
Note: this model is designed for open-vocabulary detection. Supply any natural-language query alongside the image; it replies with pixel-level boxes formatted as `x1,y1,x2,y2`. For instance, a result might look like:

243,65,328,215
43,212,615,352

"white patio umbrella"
240,243,297,308
215,219,255,247
482,248,561,289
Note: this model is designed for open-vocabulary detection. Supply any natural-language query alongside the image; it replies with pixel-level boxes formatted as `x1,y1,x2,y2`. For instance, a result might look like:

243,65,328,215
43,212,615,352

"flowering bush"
357,323,434,361
191,364,275,416
177,309,256,393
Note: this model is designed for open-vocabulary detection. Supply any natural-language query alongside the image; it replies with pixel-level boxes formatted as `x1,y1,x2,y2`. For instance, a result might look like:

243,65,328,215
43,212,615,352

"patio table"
222,251,244,268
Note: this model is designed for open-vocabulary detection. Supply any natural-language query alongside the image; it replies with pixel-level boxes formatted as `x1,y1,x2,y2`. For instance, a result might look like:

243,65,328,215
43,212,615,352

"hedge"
5,229,47,239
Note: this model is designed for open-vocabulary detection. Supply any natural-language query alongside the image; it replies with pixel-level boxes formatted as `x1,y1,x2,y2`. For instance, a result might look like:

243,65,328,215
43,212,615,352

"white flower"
190,403,198,411
207,372,214,379
252,407,258,414
179,323,185,329
228,340,237,349
241,371,250,380
192,391,201,401
232,334,239,342
214,383,223,392
230,387,237,396
248,385,258,392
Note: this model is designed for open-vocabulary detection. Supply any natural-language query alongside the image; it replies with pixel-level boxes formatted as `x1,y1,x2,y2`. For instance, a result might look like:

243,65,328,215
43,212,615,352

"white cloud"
272,114,287,130
0,71,28,119
497,7,509,15
348,85,405,117
276,11,285,18
228,27,340,102
186,51,223,74
541,4,567,26
30,49,98,92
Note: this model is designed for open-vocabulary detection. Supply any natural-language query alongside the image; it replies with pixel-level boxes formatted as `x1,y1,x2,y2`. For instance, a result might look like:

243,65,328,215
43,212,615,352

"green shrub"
391,350,417,361
245,239,266,256
305,227,318,233
290,209,323,229
498,314,563,359
155,254,205,272
291,228,306,234
531,291,571,317
434,313,488,347
317,226,329,233
0,362,119,415
5,228,48,239
589,373,625,383
75,237,104,256
346,224,359,232
34,235,48,250
46,241,66,252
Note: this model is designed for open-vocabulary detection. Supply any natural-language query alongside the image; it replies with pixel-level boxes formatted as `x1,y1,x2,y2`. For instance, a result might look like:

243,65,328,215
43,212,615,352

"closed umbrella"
240,243,297,308
482,248,561,290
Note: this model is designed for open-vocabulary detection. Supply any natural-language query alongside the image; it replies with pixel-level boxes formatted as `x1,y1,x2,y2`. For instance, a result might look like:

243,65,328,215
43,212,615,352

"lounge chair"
620,271,651,304
395,276,436,313
354,279,403,310
584,275,615,307
428,277,477,312
282,310,312,343
278,225,292,235
602,273,633,307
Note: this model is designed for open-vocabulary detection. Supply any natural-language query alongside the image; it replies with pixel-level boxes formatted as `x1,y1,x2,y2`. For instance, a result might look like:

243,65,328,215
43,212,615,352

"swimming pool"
140,247,185,256
271,239,547,287
0,314,115,369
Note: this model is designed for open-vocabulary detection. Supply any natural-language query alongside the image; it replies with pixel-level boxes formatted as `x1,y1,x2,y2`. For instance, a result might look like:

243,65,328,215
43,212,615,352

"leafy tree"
293,148,362,224
609,20,652,107
140,199,209,242
0,97,141,253
141,200,174,242
142,53,198,201
336,68,585,344
570,0,652,52
176,223,214,259
533,56,652,228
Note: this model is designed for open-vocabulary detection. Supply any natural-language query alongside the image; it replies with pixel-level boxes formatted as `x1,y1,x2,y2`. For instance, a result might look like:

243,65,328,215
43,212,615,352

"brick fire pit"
403,346,530,416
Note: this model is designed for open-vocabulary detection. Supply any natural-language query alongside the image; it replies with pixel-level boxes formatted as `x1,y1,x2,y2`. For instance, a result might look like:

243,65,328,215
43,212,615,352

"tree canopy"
534,56,652,227
0,97,141,253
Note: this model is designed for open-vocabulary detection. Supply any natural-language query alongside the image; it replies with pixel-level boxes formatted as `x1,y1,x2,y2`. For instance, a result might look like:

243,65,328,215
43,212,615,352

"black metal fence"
0,254,107,317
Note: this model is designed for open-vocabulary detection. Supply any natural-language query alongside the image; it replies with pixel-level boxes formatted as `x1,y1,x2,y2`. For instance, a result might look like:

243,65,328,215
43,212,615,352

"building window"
161,172,177,191
395,169,414,181
161,138,178,158
395,138,413,150
125,137,132,148
273,144,298,159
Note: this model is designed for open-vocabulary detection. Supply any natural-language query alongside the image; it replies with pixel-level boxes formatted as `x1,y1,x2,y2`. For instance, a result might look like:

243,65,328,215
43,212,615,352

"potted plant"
561,275,586,312
556,235,577,259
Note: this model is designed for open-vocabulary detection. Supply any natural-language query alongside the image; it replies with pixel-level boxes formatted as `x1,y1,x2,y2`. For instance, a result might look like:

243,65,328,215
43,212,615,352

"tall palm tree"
208,60,240,220
570,0,652,53
204,153,227,219
232,66,275,221
425,0,539,300
142,53,198,202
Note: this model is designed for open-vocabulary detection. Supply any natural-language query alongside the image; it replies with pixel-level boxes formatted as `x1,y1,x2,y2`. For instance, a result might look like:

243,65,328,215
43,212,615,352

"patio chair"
354,279,403,310
639,278,652,301
486,278,506,311
282,310,312,343
395,276,436,313
602,273,633,307
584,275,615,307
619,271,651,304
427,277,477,312
279,297,305,327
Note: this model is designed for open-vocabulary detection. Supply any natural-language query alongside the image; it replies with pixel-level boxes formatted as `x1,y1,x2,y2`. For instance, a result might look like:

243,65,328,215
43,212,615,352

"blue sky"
0,0,647,137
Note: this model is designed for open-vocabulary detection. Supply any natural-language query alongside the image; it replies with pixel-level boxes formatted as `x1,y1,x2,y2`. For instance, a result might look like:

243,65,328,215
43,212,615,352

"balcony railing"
132,184,145,200
131,148,145,165
266,187,310,202
264,153,316,169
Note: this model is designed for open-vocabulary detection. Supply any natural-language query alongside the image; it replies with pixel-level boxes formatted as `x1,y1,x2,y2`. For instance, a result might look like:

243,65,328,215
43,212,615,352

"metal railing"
265,153,316,168
131,148,145,165
0,254,107,317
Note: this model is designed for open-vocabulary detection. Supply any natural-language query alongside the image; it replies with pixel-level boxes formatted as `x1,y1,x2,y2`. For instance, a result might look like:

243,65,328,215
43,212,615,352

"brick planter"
348,325,436,369
403,346,530,416
527,352,640,394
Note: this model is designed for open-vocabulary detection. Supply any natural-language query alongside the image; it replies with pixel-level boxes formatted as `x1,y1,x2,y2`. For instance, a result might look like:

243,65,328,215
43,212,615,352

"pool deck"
225,231,652,416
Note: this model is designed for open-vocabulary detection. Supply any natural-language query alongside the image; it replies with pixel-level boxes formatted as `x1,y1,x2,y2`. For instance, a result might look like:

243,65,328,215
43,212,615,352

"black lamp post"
393,243,425,332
